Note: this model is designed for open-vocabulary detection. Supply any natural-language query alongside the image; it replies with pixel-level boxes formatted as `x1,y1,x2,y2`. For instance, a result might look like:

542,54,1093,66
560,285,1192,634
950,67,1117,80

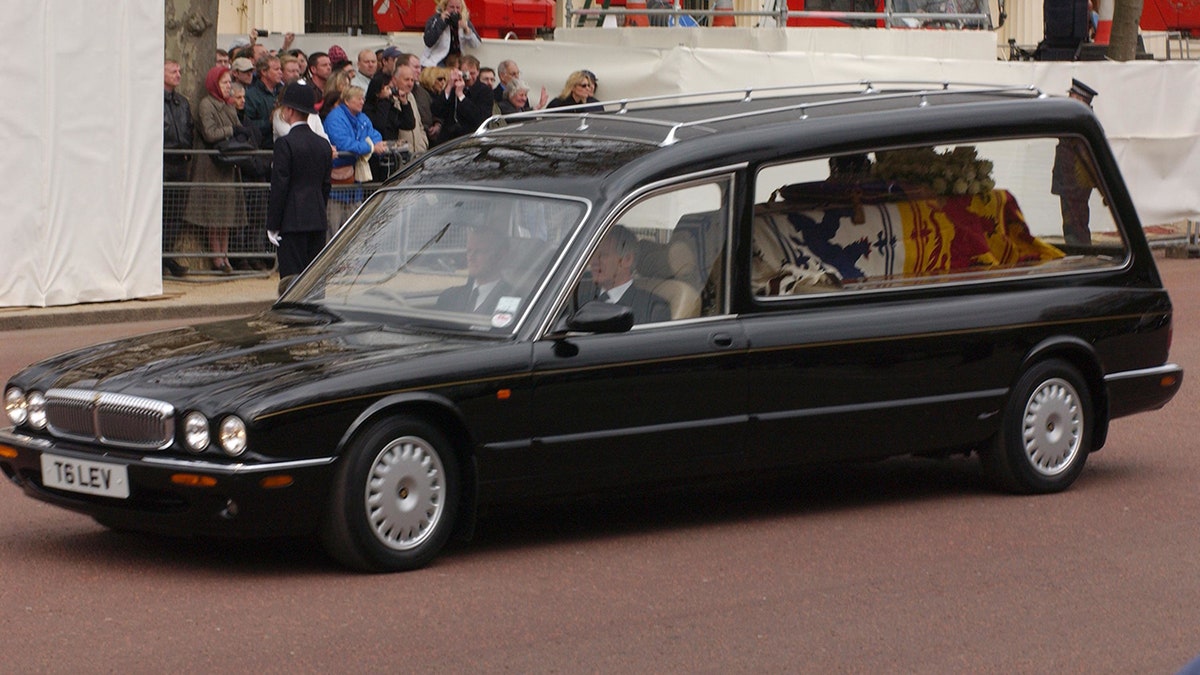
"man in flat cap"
268,82,332,295
1052,79,1100,246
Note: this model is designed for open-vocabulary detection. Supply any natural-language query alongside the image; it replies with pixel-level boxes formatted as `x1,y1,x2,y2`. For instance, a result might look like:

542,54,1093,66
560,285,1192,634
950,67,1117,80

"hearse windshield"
280,187,587,334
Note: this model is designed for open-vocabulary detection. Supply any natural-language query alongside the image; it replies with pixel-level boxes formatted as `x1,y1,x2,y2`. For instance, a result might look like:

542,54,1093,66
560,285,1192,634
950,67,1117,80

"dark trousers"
277,230,327,278
1059,191,1092,246
162,184,187,262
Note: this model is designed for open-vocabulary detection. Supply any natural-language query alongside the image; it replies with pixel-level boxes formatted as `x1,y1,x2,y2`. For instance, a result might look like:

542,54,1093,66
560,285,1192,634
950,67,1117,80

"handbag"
214,126,263,175
330,164,355,184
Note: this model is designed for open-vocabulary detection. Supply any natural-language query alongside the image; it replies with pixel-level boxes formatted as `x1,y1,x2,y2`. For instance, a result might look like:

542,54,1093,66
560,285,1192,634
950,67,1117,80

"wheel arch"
337,392,479,539
1019,335,1110,451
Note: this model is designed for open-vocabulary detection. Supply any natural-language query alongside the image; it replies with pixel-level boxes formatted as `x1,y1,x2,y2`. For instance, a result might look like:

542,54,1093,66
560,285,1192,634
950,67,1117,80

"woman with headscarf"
184,65,246,273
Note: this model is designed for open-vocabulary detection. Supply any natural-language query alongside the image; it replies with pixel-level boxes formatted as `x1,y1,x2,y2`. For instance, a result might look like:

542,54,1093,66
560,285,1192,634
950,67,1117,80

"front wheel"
981,359,1093,494
319,416,460,572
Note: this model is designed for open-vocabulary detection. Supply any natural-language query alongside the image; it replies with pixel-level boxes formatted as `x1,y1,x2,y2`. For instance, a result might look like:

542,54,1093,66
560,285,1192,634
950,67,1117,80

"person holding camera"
430,67,487,143
421,0,480,68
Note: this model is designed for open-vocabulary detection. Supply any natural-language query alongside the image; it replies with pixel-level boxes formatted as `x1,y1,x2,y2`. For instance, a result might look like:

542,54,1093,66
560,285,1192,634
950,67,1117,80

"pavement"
0,270,281,331
0,225,1194,332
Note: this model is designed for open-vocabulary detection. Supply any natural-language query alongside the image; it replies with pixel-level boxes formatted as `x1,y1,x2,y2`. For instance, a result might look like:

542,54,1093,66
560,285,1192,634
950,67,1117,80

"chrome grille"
45,388,175,450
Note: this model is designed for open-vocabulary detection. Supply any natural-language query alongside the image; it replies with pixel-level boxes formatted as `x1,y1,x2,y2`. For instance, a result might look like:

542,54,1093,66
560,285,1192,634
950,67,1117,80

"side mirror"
566,300,634,334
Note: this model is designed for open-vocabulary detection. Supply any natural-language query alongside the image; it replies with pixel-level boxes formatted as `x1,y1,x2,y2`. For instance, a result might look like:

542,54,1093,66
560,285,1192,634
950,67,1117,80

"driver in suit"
437,227,513,313
587,224,670,325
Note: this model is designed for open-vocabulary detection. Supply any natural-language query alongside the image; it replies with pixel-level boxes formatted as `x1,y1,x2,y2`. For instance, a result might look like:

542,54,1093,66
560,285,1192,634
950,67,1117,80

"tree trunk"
165,0,220,108
1106,0,1144,61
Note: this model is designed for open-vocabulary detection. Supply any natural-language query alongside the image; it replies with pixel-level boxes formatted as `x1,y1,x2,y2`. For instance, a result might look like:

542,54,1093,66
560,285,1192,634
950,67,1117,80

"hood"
12,312,485,413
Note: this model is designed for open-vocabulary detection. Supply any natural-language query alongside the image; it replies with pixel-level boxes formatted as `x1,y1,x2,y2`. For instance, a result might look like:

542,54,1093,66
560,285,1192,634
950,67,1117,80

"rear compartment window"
751,138,1127,297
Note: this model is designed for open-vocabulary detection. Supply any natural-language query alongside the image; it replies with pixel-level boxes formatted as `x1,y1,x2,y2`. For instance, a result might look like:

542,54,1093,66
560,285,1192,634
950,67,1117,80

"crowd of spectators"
163,21,608,276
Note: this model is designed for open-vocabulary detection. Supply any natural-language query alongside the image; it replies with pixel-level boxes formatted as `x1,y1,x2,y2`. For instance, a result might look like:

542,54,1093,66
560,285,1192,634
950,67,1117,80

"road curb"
0,300,274,332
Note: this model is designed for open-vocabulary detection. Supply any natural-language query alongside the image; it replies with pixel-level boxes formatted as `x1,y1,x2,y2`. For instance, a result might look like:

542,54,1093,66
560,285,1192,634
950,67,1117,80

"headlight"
183,412,210,452
5,388,27,426
218,416,247,457
26,391,47,429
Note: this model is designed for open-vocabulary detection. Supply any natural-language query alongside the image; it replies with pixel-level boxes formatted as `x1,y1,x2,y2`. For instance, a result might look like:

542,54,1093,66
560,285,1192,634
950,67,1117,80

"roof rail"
476,81,1044,147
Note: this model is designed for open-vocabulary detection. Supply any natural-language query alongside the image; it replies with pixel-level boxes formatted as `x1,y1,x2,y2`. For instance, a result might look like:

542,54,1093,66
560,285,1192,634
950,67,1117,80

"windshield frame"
277,184,594,337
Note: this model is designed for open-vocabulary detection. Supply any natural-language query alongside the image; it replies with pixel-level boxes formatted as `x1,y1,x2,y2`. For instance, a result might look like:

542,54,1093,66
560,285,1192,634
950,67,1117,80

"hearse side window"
573,179,731,324
750,138,1127,297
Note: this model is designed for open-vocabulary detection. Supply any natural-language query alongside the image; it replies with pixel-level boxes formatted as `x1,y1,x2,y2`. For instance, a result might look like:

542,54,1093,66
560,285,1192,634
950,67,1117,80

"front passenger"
586,225,670,325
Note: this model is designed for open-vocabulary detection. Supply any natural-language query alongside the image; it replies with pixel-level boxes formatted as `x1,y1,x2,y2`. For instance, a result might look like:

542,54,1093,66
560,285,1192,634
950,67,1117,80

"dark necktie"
597,290,610,302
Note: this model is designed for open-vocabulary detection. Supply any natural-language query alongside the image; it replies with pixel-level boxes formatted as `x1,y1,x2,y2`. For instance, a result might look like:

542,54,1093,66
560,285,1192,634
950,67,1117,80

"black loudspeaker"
1042,0,1088,49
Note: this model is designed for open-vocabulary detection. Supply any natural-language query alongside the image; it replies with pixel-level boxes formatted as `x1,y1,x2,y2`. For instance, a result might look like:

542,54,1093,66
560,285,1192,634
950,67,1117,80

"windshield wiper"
272,301,342,322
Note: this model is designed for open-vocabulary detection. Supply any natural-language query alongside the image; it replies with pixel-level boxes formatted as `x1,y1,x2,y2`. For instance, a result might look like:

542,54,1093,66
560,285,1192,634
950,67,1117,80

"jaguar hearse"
2,82,1182,571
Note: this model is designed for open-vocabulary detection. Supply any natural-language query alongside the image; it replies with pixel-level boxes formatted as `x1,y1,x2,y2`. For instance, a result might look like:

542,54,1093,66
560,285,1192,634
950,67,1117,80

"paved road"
1,259,1198,672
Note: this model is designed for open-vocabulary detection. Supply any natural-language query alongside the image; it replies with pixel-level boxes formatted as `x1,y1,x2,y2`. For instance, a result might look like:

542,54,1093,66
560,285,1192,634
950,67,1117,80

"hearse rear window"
751,138,1126,296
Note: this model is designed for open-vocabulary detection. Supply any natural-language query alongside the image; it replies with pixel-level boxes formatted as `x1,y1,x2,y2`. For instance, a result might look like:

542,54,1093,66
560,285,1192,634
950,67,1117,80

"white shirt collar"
604,279,633,303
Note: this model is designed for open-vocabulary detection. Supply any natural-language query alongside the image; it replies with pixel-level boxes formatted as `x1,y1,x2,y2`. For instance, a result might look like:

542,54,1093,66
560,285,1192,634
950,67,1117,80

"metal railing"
161,147,410,273
563,0,991,30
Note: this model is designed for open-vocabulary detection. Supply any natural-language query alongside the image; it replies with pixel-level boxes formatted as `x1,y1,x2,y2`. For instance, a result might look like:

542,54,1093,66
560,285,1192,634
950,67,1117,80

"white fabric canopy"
0,0,163,308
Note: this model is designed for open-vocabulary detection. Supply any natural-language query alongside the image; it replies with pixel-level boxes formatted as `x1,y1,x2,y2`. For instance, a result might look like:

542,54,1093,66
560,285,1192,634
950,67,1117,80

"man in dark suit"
267,81,332,295
437,227,513,314
588,225,670,325
1052,79,1099,246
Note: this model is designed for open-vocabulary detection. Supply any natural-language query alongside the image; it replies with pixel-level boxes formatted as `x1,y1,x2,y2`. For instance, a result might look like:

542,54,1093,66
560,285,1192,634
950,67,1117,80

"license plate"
40,453,130,499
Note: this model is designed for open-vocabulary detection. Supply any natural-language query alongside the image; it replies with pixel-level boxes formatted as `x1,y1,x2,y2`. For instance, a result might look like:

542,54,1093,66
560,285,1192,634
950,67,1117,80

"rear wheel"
319,416,460,572
981,359,1092,494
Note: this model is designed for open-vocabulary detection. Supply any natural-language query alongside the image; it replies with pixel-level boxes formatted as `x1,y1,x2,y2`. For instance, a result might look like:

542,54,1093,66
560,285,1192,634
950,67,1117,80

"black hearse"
2,82,1182,571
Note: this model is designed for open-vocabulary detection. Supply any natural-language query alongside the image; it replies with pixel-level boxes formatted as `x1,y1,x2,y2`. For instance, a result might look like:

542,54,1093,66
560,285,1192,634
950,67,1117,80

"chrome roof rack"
476,80,1044,147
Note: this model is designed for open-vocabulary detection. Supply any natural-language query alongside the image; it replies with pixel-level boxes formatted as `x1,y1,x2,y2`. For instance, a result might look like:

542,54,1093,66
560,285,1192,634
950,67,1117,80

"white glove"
267,230,282,246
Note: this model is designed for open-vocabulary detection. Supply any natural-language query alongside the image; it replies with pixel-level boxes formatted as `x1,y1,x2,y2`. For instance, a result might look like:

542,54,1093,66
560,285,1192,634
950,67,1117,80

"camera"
254,28,268,37
447,12,462,24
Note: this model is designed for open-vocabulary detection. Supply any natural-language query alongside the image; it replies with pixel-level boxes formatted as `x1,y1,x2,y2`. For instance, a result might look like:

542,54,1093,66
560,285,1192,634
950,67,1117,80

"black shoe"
164,259,188,278
231,258,252,271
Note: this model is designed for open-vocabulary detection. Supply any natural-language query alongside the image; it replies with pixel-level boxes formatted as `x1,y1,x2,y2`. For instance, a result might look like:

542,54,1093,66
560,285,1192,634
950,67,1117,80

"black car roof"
391,81,1090,197
481,81,1049,146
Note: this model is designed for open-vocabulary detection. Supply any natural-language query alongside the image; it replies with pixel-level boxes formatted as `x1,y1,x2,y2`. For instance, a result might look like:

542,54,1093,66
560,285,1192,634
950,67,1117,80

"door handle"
710,332,734,348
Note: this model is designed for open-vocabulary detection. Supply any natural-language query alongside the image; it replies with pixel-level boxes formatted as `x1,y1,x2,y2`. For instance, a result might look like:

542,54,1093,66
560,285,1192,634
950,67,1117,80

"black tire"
981,359,1092,494
319,416,460,572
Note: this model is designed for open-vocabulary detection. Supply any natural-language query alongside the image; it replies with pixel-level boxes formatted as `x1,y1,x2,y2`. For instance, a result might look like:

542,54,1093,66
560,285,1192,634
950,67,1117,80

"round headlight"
183,412,210,452
5,387,27,426
218,416,247,457
26,391,47,430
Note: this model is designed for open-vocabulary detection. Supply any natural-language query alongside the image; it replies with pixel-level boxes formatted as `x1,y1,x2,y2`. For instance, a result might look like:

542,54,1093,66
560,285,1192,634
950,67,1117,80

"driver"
436,227,512,313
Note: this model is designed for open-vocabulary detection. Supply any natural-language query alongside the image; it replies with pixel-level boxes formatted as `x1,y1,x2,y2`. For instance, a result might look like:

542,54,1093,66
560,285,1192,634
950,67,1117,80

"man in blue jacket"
267,82,332,295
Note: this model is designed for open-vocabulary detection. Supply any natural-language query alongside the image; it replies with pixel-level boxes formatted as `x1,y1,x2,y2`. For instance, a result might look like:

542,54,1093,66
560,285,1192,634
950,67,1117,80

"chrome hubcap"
1021,377,1082,477
364,436,445,551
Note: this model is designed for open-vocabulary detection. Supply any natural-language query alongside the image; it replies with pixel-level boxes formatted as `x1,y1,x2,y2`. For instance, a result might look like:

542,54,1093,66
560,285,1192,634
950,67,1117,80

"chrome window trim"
339,185,594,338
749,134,1133,304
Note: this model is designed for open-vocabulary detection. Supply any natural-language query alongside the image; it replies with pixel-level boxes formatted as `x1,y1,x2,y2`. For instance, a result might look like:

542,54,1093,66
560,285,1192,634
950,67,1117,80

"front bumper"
0,427,338,538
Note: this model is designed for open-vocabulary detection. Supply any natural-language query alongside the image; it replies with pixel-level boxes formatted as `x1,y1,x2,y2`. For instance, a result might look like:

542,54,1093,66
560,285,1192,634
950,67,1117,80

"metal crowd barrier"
563,0,991,29
162,147,410,273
